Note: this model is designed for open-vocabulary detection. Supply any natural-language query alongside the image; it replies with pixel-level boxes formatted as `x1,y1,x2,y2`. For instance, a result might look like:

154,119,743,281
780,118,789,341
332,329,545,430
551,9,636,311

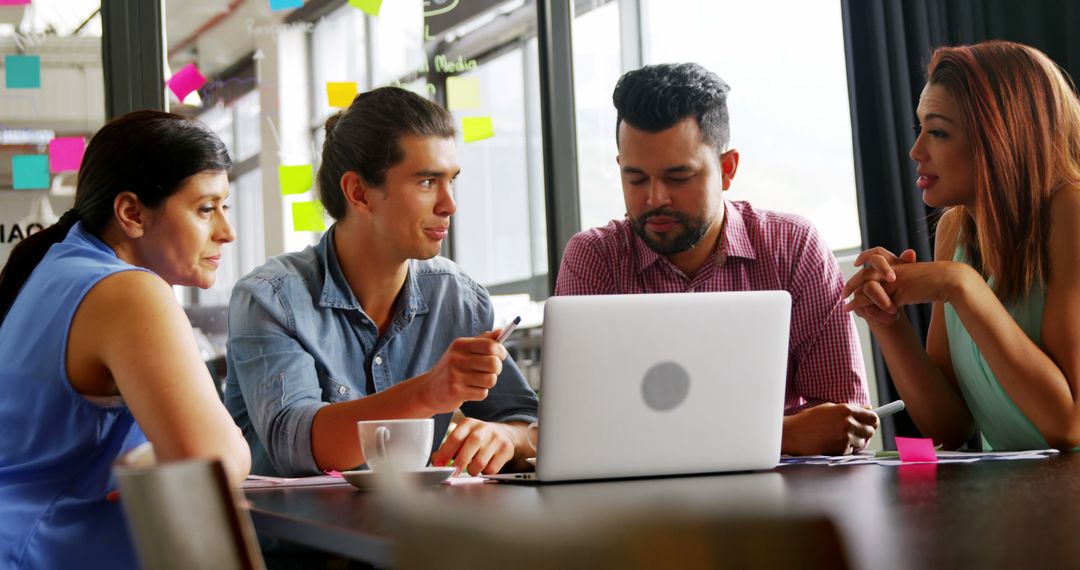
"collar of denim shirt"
315,224,430,322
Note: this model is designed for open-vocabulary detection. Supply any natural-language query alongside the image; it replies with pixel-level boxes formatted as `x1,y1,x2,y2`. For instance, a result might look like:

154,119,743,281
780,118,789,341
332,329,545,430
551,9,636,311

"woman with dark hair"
845,41,1080,451
0,110,251,569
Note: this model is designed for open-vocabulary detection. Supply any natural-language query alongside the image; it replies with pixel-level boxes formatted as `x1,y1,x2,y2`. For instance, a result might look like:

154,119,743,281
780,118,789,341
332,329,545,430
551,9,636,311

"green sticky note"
292,201,327,232
279,164,313,196
462,117,494,143
12,155,49,189
348,0,382,16
5,55,41,89
446,75,481,111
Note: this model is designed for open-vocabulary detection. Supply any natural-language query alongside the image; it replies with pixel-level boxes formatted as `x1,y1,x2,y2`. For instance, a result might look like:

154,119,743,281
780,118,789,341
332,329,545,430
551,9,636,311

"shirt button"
338,385,347,395
374,355,383,365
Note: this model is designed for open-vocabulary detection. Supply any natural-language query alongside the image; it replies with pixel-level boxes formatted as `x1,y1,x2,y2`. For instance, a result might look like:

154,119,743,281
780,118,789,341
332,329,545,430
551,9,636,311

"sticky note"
279,164,314,195
446,75,481,111
166,63,207,102
0,1,32,6
12,155,49,190
269,0,302,10
292,201,327,232
5,55,41,89
462,117,494,143
895,437,938,463
348,0,382,16
48,137,85,173
326,82,357,108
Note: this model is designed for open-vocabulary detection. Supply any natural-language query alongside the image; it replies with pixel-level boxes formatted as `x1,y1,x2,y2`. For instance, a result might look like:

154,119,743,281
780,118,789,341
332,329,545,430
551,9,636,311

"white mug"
357,418,434,471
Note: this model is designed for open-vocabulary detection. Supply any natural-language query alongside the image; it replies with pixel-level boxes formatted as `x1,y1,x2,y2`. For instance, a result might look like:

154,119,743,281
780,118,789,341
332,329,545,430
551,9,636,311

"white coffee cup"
357,418,434,472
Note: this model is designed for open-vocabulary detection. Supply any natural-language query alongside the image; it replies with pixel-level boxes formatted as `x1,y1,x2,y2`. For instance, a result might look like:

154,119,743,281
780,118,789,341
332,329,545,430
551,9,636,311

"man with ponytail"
225,87,538,477
0,111,250,569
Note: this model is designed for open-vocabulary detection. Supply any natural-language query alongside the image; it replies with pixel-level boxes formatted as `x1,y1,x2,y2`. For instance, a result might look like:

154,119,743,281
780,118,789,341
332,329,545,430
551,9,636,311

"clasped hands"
842,247,971,324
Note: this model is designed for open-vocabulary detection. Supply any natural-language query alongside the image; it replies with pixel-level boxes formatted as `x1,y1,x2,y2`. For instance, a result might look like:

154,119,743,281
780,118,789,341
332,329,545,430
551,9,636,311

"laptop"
486,291,791,483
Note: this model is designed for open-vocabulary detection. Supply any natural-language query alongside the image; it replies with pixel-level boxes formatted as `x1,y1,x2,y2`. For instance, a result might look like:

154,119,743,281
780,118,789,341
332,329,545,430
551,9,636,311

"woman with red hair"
844,41,1080,451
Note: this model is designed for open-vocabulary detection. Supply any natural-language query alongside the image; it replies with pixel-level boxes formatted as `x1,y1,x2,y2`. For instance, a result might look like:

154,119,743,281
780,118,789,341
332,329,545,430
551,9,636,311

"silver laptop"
488,291,791,483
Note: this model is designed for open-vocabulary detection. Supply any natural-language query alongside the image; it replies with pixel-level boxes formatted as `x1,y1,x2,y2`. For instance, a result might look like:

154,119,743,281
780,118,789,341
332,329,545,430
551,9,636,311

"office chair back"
114,459,265,570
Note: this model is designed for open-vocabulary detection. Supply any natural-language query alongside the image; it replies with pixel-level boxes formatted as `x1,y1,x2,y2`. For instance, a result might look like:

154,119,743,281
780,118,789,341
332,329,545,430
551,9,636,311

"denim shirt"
224,225,539,476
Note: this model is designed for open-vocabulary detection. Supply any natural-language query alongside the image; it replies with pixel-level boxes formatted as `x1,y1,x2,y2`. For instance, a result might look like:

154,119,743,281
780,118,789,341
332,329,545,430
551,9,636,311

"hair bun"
324,111,344,142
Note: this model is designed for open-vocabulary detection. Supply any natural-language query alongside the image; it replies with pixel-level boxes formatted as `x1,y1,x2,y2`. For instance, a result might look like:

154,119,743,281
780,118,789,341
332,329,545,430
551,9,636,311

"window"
451,44,547,291
639,0,862,251
572,1,624,232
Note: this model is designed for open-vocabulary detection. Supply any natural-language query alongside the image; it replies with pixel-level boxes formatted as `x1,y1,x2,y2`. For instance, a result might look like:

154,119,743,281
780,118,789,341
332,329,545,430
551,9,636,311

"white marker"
495,316,521,344
872,400,905,418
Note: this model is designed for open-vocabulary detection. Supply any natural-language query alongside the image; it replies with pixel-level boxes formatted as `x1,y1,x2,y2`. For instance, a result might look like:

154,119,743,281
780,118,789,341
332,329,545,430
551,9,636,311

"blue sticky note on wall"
12,155,50,190
269,0,303,11
5,55,41,89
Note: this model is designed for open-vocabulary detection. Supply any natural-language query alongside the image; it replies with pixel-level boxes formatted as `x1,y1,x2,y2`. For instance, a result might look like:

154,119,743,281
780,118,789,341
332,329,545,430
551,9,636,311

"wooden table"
246,453,1080,569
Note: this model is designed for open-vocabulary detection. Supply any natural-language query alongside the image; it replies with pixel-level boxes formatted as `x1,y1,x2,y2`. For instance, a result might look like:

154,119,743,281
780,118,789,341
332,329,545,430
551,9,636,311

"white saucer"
341,466,456,491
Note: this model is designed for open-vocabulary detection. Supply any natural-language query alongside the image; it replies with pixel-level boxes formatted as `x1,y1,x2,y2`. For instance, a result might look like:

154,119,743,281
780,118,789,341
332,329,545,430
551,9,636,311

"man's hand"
431,418,522,476
782,403,879,455
418,331,507,415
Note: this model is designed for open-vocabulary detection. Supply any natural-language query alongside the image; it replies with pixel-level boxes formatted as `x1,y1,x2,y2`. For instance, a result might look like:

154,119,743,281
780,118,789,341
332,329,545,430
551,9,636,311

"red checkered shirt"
555,200,869,414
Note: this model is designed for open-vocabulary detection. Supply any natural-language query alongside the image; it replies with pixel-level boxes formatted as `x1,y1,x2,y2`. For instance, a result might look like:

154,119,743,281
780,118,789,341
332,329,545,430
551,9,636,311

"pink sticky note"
0,0,32,5
166,63,207,102
895,437,938,462
48,137,85,173
323,470,343,478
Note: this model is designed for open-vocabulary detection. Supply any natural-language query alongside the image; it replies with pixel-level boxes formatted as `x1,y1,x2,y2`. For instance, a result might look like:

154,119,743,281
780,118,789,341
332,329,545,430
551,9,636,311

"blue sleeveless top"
0,223,149,569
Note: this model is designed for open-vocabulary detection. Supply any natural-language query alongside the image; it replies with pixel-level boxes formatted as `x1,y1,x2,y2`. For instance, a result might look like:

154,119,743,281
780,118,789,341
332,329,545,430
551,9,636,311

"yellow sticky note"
446,75,481,111
279,164,313,196
348,0,382,16
462,117,494,143
327,82,358,108
292,201,327,232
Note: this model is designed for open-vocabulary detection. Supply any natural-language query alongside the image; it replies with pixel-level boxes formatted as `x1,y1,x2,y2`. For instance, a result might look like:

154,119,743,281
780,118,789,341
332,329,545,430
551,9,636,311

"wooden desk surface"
246,453,1080,569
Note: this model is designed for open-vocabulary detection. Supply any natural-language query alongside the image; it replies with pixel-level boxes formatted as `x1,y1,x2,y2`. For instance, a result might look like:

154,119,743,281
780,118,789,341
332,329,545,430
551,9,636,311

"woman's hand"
843,247,917,323
845,248,977,324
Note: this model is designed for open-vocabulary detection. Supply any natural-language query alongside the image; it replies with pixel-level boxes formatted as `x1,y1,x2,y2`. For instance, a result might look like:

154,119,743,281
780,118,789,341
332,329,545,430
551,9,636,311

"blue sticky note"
269,0,303,11
5,55,41,89
12,155,50,190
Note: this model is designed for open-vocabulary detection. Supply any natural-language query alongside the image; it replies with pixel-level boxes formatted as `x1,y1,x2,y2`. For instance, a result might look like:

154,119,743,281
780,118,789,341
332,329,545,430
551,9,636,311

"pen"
872,400,905,418
495,316,521,344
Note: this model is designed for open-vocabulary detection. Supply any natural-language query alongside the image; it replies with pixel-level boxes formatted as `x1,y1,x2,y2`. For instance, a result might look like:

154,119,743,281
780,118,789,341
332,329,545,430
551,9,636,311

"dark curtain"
841,0,1080,447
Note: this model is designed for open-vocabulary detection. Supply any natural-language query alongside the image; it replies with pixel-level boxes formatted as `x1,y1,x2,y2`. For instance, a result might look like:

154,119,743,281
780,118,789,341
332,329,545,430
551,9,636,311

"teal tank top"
0,223,150,569
944,245,1057,451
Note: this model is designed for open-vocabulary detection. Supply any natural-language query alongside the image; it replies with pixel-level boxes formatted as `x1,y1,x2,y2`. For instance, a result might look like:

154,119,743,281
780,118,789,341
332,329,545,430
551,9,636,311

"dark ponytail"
0,110,231,326
318,87,456,220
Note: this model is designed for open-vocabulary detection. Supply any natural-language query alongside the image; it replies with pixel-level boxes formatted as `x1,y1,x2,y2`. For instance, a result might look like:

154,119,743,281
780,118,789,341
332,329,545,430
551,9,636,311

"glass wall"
640,0,862,251
153,0,861,307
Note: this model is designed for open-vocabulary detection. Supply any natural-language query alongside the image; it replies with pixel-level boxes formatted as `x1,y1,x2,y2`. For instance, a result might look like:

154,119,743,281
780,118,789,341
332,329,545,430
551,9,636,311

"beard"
629,208,713,255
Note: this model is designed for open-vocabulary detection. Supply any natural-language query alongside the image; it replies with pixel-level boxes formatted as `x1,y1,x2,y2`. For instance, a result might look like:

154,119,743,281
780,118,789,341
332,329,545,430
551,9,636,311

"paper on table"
443,474,490,486
242,474,351,490
779,449,1059,467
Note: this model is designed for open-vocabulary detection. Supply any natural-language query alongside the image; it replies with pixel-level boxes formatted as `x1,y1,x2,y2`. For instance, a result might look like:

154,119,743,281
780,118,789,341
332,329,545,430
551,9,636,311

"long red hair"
927,41,1080,302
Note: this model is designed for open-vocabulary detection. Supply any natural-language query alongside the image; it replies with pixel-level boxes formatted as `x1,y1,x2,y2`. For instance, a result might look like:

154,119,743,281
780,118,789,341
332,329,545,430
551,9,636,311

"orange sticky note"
895,437,937,462
327,82,358,108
